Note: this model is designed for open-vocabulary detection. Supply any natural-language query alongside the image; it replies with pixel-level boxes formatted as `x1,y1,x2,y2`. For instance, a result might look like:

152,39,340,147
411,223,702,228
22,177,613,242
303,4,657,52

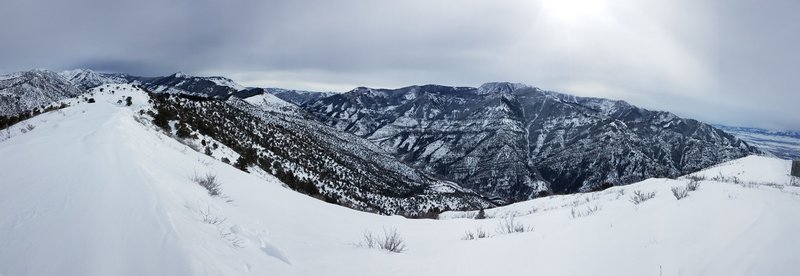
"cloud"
0,0,797,129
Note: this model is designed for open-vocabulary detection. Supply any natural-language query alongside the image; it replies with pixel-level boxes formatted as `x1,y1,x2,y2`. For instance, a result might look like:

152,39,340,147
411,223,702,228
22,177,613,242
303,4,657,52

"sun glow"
540,0,611,25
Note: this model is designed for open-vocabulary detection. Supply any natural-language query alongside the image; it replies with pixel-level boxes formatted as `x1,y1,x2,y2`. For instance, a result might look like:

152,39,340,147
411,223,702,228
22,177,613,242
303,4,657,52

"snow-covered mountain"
143,72,246,99
149,89,494,215
0,70,493,214
59,69,134,89
0,68,764,207
715,124,800,160
0,69,84,117
1,92,798,275
302,83,760,202
265,88,338,105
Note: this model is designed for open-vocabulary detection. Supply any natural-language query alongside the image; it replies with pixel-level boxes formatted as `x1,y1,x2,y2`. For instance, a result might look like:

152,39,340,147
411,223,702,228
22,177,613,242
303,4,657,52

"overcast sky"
1,0,797,129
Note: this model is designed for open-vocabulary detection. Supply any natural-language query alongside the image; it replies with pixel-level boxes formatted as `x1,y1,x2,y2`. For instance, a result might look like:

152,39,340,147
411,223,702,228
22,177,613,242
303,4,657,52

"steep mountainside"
302,82,759,201
0,69,84,117
148,91,493,215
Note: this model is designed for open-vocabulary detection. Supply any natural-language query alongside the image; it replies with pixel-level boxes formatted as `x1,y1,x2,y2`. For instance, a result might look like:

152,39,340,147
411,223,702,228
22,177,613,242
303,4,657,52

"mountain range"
0,68,765,212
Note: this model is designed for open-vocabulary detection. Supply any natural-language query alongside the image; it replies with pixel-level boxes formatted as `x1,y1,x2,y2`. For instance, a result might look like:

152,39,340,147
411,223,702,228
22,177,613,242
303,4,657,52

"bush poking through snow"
790,177,799,187
671,186,689,200
571,205,601,219
192,173,222,196
629,190,656,205
358,228,407,253
20,124,35,134
686,174,706,182
496,215,533,234
687,179,700,191
462,227,492,240
199,205,226,225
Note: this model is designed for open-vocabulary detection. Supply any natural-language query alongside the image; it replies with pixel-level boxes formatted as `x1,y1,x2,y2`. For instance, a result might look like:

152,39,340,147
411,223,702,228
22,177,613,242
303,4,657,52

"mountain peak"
477,82,532,94
172,72,189,78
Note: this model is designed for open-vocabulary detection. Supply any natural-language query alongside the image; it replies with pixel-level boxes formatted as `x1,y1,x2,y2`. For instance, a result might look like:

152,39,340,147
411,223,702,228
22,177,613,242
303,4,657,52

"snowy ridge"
242,92,299,114
143,73,243,99
1,91,798,276
265,87,338,105
206,76,246,91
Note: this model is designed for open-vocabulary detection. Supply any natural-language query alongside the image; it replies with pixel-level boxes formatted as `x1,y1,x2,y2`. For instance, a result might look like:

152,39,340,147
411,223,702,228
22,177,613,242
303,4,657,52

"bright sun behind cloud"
539,0,611,25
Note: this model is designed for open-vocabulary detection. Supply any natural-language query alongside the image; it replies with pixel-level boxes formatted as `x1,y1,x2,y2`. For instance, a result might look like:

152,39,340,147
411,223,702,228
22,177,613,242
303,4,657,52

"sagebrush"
358,228,407,253
630,190,656,205
496,215,533,234
687,179,700,191
192,173,222,196
462,227,492,240
671,186,689,200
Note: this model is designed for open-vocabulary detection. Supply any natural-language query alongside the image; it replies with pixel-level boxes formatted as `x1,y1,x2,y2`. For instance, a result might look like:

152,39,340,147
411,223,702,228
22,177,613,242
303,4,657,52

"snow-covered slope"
243,92,301,115
1,84,798,275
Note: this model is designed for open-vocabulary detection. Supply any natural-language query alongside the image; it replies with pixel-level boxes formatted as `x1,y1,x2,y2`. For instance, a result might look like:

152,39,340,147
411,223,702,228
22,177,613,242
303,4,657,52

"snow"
716,125,800,159
207,76,246,91
686,155,793,184
1,86,799,275
242,92,299,115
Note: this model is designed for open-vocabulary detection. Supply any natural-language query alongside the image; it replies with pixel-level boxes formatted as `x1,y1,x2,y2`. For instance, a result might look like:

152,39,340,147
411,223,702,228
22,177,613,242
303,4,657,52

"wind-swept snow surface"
1,86,799,275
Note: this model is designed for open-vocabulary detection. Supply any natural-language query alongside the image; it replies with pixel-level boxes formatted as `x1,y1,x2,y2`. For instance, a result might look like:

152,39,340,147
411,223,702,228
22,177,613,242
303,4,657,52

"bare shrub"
192,173,222,196
0,126,10,141
570,204,601,219
739,181,756,188
462,227,492,240
614,189,625,199
761,182,784,190
791,177,800,187
524,207,540,215
358,228,407,253
199,205,226,225
711,172,740,184
671,186,689,200
219,230,243,248
687,179,700,191
496,215,533,234
686,174,706,182
630,190,656,205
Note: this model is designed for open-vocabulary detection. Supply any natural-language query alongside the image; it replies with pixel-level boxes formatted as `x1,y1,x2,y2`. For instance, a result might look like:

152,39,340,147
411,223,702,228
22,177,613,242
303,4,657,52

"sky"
1,0,798,130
